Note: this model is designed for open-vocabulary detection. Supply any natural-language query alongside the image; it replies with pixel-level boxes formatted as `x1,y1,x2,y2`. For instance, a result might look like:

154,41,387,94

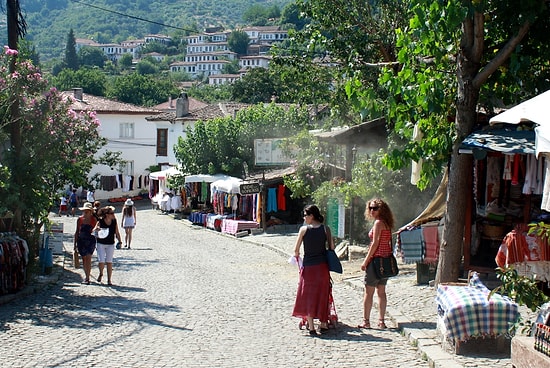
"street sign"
240,182,261,195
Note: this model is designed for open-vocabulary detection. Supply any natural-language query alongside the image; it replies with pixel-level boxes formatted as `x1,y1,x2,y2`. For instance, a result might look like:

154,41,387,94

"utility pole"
6,0,26,232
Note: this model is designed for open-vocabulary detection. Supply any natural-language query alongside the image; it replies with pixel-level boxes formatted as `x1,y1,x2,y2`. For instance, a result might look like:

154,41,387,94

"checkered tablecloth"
435,276,519,341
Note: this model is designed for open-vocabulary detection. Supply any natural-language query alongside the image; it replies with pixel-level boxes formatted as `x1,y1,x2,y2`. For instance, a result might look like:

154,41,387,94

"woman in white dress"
121,198,137,249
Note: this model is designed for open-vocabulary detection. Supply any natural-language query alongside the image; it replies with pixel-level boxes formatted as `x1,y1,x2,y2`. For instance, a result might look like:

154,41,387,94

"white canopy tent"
184,174,230,183
489,89,550,157
210,176,243,195
149,166,182,180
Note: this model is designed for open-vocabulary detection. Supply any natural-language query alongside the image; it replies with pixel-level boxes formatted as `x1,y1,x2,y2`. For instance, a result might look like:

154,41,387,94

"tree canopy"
173,103,312,179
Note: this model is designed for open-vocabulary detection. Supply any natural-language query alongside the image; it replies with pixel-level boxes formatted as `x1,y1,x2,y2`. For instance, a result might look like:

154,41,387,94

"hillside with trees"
0,0,291,60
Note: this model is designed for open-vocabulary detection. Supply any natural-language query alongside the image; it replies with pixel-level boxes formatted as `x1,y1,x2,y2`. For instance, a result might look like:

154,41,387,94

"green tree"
64,28,79,70
242,4,270,26
228,30,250,56
118,53,134,70
187,84,232,103
222,59,240,75
136,59,158,75
107,73,178,106
231,68,279,103
78,46,106,68
280,3,309,31
51,67,107,96
174,104,312,178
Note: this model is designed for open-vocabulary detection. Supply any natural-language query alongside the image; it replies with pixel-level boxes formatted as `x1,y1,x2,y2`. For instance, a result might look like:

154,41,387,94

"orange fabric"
495,230,529,267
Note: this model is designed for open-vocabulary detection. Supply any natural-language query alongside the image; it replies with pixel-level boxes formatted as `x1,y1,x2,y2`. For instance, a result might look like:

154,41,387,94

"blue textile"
267,187,277,212
399,228,424,263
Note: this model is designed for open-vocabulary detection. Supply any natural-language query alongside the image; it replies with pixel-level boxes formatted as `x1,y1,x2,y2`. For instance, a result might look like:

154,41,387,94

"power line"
69,0,197,33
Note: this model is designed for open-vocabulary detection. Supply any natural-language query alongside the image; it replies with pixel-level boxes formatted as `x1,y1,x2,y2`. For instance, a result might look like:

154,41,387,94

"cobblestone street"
0,208,428,368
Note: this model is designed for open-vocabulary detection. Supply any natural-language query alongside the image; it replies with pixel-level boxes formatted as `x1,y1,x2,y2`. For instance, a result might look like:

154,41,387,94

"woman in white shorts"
121,198,137,249
93,206,122,286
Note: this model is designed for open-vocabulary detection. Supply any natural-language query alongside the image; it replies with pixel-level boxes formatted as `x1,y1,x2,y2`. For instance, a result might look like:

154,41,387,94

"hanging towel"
495,230,529,267
399,228,424,264
422,225,439,264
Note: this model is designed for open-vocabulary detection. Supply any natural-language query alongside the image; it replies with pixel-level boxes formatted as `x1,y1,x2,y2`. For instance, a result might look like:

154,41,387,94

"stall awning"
149,166,182,180
459,128,535,155
210,176,243,194
489,89,550,157
184,174,230,183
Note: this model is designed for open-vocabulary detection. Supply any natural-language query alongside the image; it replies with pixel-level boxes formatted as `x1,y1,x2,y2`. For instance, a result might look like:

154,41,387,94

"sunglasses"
369,206,380,211
303,213,310,217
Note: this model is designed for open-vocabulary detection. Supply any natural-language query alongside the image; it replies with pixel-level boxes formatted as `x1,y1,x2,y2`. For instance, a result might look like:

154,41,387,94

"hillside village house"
208,73,241,85
146,94,250,168
61,88,161,200
76,27,287,82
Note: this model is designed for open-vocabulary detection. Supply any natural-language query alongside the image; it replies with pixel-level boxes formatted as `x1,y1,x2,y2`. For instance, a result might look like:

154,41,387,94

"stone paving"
0,205,535,367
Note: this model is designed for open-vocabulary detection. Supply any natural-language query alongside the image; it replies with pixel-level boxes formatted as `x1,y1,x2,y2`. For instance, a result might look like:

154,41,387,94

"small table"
435,274,519,352
221,219,259,235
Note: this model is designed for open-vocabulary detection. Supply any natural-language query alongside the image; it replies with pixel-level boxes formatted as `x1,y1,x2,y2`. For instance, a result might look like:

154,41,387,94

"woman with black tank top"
292,204,335,335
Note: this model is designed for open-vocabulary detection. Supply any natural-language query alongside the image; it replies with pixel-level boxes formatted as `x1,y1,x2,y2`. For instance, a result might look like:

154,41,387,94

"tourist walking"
93,206,122,286
74,202,97,285
292,204,335,335
121,198,137,249
358,198,395,329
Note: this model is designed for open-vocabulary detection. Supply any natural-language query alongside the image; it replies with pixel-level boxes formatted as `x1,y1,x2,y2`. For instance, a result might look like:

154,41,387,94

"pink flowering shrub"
0,46,107,241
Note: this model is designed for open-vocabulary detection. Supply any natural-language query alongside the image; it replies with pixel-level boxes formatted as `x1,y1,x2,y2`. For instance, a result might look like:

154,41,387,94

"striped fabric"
399,228,424,263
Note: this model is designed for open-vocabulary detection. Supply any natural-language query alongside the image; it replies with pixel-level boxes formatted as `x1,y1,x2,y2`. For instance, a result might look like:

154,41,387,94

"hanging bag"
372,254,399,278
324,225,343,273
326,249,343,273
73,249,80,268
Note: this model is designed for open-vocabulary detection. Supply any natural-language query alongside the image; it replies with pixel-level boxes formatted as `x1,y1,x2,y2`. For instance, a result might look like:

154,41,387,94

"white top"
86,191,95,202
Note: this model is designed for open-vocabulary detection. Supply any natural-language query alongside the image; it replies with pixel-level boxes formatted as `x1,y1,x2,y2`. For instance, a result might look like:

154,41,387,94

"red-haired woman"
359,198,395,329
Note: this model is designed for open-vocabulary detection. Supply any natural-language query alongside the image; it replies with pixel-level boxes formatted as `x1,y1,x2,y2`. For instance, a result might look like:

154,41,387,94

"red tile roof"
60,90,162,115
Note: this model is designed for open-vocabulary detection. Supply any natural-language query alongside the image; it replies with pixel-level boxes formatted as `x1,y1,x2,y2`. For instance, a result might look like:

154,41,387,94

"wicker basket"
483,224,506,238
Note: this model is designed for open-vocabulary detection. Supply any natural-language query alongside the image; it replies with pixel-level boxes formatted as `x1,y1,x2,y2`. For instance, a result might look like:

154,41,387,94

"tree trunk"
436,31,480,284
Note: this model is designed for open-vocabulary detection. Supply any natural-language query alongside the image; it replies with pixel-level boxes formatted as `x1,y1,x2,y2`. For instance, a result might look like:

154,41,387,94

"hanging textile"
267,187,277,212
277,184,287,211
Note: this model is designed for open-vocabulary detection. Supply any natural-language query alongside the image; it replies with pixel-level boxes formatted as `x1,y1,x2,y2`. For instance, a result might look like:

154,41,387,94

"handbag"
73,250,80,269
372,255,399,278
326,249,343,273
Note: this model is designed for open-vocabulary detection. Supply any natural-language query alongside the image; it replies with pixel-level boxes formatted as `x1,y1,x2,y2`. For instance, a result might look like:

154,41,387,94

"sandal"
97,274,103,283
358,319,371,329
378,319,387,329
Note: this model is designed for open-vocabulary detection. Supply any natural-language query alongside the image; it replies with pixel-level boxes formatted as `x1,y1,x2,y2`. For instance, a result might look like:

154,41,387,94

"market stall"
149,166,182,211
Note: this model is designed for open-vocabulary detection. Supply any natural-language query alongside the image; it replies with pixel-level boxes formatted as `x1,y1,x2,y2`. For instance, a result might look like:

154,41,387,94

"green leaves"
174,104,312,178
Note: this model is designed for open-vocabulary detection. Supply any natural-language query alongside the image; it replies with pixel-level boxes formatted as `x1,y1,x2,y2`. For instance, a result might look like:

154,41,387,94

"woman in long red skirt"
292,204,335,336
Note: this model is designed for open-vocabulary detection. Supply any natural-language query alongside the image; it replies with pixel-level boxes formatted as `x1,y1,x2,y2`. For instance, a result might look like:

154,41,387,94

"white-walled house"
208,73,241,85
145,94,250,167
61,88,161,200
238,55,271,70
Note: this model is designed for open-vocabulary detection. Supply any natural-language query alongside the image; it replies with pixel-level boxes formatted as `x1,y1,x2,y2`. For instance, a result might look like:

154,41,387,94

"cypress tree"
64,28,79,70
